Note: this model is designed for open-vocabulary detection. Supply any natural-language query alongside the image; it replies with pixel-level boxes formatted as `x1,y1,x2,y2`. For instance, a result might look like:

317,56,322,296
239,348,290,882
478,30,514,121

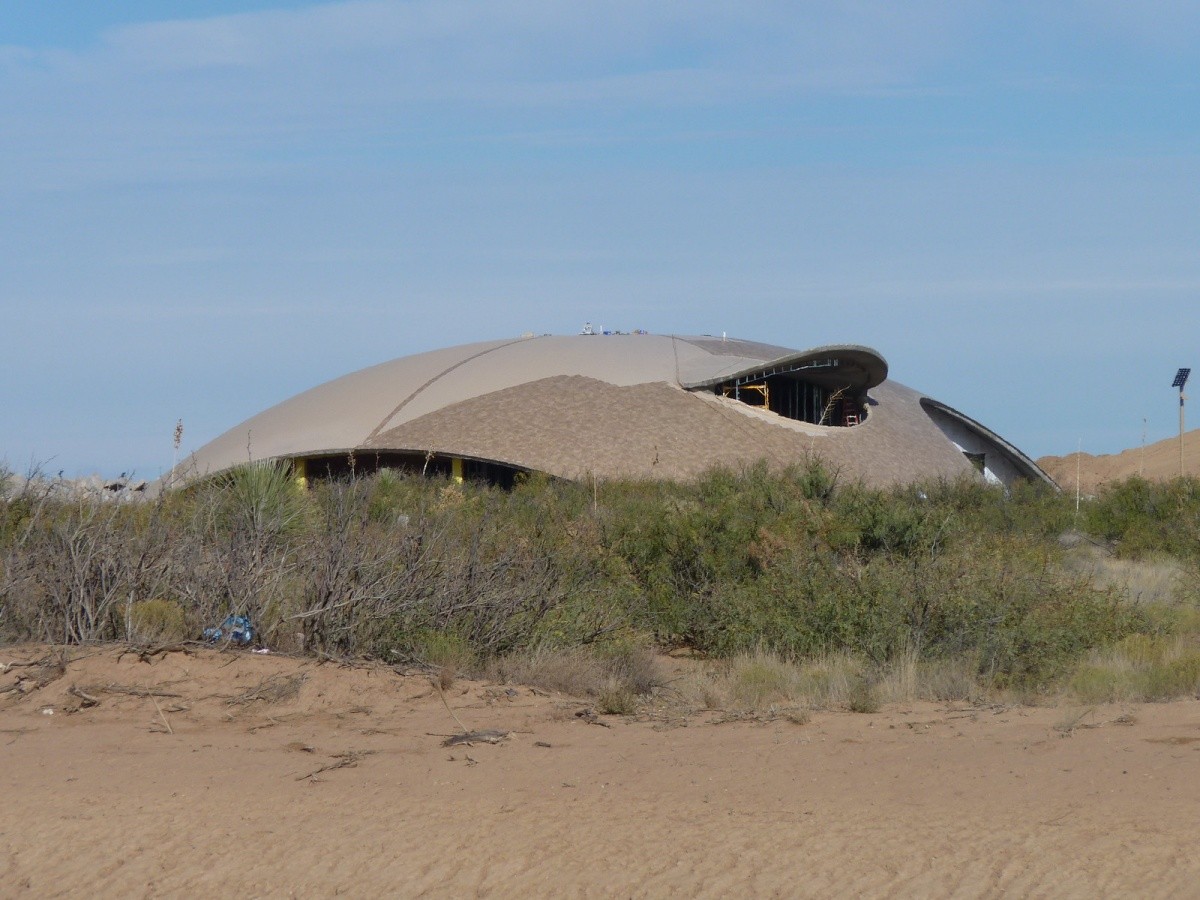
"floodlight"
1173,368,1190,389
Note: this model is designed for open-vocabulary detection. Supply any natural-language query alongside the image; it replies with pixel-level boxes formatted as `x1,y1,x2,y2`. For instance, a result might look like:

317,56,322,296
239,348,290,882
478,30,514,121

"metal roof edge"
919,397,1059,490
681,344,889,391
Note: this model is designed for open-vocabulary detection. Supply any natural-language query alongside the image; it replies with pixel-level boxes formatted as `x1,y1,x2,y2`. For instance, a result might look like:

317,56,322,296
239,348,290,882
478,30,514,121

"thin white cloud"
0,0,995,192
40,0,984,90
4,0,1193,197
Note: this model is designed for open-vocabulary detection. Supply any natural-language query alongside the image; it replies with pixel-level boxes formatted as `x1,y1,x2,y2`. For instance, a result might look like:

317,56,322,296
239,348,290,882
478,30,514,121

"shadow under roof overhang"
683,345,889,392
920,398,1059,489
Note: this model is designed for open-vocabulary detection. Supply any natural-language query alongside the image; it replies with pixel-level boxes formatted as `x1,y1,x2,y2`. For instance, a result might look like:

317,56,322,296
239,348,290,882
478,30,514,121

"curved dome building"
179,333,1054,490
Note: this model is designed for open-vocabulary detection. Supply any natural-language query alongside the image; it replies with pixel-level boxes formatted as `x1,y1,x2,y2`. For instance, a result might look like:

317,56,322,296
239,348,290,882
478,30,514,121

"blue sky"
2,1,1198,479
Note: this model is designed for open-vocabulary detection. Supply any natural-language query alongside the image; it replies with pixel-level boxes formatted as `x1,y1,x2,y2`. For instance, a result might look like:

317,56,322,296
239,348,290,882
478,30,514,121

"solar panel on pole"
1175,369,1191,477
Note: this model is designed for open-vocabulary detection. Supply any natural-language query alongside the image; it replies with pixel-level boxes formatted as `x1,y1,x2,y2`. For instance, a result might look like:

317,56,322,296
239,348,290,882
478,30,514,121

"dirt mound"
3,644,1200,896
1039,428,1200,494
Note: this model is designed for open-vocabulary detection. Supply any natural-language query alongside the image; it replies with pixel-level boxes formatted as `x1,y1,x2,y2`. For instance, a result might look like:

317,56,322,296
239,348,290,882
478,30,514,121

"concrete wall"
921,404,1026,487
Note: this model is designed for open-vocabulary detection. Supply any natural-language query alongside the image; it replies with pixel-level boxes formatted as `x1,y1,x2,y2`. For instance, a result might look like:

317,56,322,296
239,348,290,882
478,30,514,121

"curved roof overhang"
682,345,888,392
920,398,1058,489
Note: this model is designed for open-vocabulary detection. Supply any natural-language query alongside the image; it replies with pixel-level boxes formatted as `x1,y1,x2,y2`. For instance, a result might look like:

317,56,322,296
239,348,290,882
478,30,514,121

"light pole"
1173,368,1190,478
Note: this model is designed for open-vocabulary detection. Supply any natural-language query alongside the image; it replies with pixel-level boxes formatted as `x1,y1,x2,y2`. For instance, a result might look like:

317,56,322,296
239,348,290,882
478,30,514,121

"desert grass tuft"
847,675,881,714
127,598,188,644
596,686,639,716
486,641,662,708
1067,634,1200,703
1059,546,1186,607
668,649,992,717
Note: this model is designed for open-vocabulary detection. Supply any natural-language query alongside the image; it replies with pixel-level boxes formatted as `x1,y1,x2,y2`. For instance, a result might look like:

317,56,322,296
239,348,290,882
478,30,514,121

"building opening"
294,452,527,488
963,451,986,474
712,359,866,427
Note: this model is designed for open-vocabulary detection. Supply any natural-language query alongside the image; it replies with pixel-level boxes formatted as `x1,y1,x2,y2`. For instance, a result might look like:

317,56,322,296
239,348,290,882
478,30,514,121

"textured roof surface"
181,333,1051,488
367,377,976,486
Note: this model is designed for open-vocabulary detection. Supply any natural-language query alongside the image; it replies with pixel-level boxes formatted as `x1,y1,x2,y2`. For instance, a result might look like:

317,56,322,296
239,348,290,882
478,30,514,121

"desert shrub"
1068,634,1200,702
347,477,623,661
0,493,177,643
128,598,188,643
487,646,607,697
400,629,479,684
592,638,662,695
912,476,1073,540
846,675,881,713
913,654,983,702
1082,476,1200,558
832,486,952,556
673,649,983,714
588,461,1147,686
596,685,639,715
289,475,423,653
1068,664,1129,704
1141,653,1200,699
654,528,1139,688
1059,546,1186,607
487,640,661,704
216,460,312,538
726,650,798,708
0,461,1177,700
160,461,314,642
959,543,1143,687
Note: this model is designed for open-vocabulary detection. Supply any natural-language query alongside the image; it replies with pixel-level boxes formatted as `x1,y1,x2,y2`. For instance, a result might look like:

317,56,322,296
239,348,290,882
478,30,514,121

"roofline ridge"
363,335,536,442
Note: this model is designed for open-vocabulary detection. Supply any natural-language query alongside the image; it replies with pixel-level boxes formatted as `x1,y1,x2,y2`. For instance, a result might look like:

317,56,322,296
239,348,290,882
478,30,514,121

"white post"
1140,417,1147,478
1080,441,1089,525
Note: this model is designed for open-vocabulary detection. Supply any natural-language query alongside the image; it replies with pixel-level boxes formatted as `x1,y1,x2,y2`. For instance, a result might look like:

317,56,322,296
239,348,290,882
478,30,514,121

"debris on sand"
441,729,511,747
227,672,307,706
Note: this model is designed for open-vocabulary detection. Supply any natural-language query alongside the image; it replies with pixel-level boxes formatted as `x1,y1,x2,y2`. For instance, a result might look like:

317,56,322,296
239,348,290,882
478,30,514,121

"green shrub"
391,628,478,671
1082,476,1200,559
0,464,1181,701
1141,652,1200,700
847,675,881,714
596,686,639,715
128,598,188,643
728,653,796,708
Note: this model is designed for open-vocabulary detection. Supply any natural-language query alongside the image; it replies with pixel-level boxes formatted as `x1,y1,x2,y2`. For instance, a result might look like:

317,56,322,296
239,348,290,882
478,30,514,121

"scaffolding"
721,382,769,407
714,360,863,427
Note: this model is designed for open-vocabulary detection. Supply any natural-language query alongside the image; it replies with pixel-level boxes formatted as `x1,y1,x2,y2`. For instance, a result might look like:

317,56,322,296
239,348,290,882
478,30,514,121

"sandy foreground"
2,645,1198,899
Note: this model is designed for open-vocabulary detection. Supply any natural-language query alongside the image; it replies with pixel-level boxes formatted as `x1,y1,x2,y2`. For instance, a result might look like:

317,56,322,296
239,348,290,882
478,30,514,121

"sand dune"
1039,428,1200,494
2,645,1199,898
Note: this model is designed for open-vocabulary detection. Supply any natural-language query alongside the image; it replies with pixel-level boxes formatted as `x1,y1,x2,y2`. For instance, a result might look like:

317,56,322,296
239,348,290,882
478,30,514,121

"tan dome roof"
179,333,1052,489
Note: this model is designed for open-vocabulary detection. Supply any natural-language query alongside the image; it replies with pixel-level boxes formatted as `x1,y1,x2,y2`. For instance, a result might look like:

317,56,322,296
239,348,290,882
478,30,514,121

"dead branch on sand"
296,750,376,781
434,680,471,735
118,643,198,664
67,685,100,708
226,673,307,706
151,697,174,734
96,683,183,699
441,729,510,747
1,654,67,695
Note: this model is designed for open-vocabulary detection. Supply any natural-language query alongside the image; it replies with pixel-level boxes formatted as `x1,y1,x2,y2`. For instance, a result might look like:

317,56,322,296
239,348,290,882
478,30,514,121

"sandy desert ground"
2,644,1199,898
1039,427,1200,494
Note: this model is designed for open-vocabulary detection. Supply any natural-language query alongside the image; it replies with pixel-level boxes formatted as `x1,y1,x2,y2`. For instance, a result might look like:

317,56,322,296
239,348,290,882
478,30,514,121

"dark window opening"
963,451,986,474
296,452,526,489
715,371,865,427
